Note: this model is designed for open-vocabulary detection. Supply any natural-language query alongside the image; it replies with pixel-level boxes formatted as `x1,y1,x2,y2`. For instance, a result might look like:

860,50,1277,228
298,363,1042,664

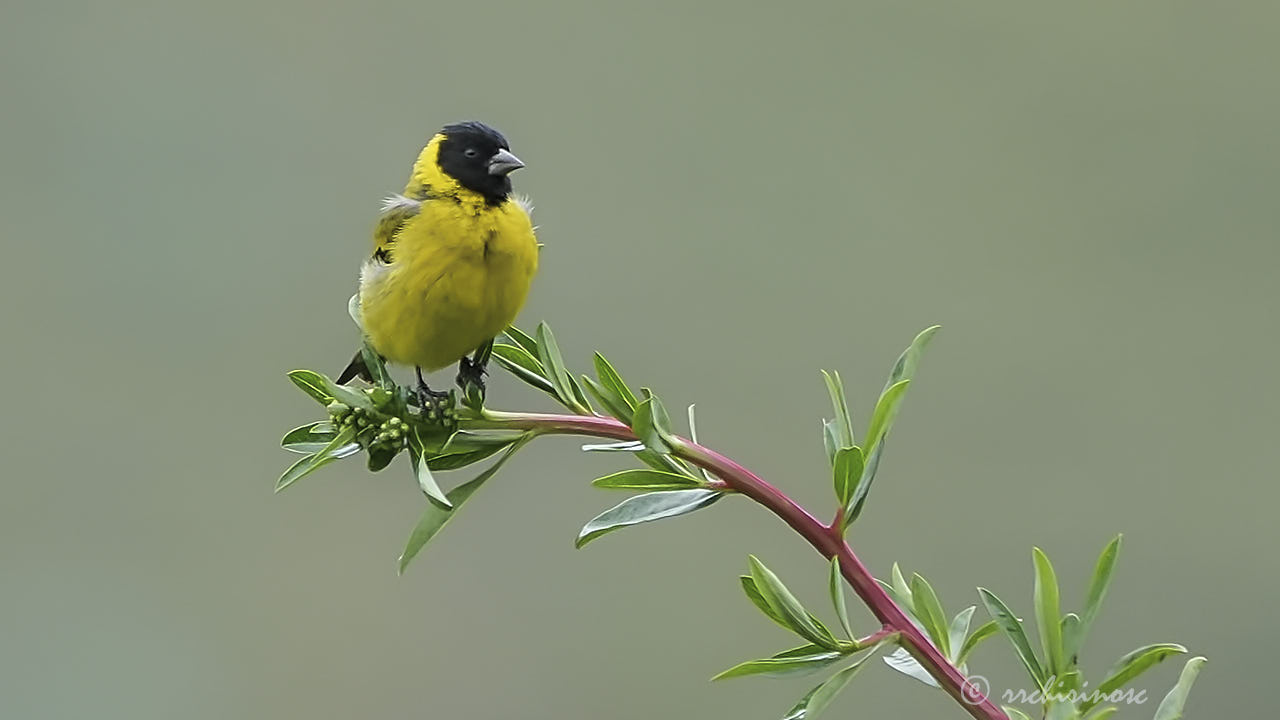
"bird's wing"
371,193,422,263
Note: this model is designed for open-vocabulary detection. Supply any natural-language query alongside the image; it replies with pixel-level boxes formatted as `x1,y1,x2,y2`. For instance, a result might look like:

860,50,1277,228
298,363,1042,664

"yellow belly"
359,198,538,371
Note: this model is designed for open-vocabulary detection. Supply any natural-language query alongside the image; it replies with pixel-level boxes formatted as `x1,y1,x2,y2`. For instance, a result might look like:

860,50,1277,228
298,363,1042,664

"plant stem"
470,409,1007,720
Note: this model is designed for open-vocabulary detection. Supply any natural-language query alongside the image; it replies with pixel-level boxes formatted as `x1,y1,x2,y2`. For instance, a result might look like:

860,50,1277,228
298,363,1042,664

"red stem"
483,410,1006,720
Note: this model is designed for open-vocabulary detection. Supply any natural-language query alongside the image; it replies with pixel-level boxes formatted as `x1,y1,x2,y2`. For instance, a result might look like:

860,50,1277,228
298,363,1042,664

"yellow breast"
360,195,538,371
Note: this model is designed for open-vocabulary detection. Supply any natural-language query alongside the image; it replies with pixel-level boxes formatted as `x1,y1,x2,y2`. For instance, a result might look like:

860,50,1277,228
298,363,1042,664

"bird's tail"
336,351,371,385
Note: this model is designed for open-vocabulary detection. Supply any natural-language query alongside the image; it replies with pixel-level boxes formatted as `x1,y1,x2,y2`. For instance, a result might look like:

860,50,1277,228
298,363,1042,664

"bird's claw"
413,380,456,427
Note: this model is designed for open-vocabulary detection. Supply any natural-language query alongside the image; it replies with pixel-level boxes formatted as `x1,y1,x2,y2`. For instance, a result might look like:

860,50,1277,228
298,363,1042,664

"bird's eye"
464,148,478,158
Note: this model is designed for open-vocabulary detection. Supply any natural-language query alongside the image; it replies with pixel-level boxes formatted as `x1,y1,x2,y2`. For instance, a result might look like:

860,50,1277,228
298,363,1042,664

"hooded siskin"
354,122,538,378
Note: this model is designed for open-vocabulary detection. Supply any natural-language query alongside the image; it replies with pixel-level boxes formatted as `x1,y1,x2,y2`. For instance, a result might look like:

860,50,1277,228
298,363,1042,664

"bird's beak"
488,148,525,176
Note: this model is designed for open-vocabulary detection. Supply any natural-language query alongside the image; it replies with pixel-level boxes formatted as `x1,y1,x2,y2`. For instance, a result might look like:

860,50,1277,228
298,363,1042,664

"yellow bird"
339,122,538,405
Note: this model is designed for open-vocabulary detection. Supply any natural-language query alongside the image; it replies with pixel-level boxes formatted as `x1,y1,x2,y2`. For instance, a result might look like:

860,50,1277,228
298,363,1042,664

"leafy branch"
279,319,1206,720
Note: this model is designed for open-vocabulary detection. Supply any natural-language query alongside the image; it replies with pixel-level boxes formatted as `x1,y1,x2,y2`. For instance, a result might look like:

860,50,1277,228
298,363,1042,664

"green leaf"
576,489,722,548
491,343,557,395
582,440,646,452
846,439,884,523
978,587,1046,688
366,446,397,472
582,376,633,423
821,370,855,448
828,558,853,640
687,404,714,482
282,421,339,454
1072,535,1121,661
645,391,679,447
631,397,671,454
956,620,999,666
592,469,701,491
1083,643,1188,710
1152,657,1206,720
427,444,508,471
535,323,584,411
881,647,938,688
821,419,840,467
275,425,358,492
885,325,940,390
1082,706,1117,720
890,563,913,606
832,446,864,508
741,575,792,630
748,556,840,651
594,351,639,411
909,574,951,657
713,647,845,681
947,606,976,664
502,325,540,357
1060,613,1082,666
288,369,334,405
1032,547,1067,675
1002,708,1035,720
398,436,530,574
863,378,910,456
780,653,876,720
360,340,394,390
409,428,451,507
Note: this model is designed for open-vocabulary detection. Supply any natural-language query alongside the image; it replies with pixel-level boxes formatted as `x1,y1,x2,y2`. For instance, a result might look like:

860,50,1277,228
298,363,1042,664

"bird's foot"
413,370,456,427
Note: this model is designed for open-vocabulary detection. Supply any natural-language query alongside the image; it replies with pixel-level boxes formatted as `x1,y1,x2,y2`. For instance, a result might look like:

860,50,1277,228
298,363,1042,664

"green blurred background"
2,1,1274,717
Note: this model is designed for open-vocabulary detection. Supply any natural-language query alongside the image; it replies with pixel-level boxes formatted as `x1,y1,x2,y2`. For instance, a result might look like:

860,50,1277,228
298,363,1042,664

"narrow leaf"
1082,707,1118,720
828,558,853,640
956,620,999,666
535,323,582,411
713,649,845,680
282,421,338,454
631,397,671,454
427,444,508,471
947,606,976,664
1002,708,1035,720
492,344,557,395
821,419,840,466
502,325,540,357
360,340,394,390
1073,534,1121,660
582,376,633,423
882,647,939,688
1152,657,1206,720
582,440,646,453
749,556,840,650
398,437,530,574
592,469,701,490
288,369,334,405
847,439,885,522
1085,643,1188,709
884,325,941,390
741,575,793,630
409,428,451,507
576,489,721,548
978,587,1046,687
821,370,855,448
275,425,358,492
1060,613,1082,666
781,654,876,720
593,352,640,409
863,379,910,456
910,574,951,657
687,404,713,482
1032,547,1067,675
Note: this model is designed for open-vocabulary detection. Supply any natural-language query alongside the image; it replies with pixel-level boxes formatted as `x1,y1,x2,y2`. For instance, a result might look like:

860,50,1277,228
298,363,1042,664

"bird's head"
423,121,524,204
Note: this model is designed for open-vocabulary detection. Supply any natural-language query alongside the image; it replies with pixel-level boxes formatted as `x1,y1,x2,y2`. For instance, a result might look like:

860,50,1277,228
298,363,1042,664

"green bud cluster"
368,416,408,452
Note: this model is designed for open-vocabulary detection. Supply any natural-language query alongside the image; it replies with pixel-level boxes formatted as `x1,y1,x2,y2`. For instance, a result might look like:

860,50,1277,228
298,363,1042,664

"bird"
337,121,539,409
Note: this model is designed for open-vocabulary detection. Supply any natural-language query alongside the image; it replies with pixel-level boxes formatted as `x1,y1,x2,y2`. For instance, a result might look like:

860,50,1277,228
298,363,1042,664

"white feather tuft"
380,193,421,214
